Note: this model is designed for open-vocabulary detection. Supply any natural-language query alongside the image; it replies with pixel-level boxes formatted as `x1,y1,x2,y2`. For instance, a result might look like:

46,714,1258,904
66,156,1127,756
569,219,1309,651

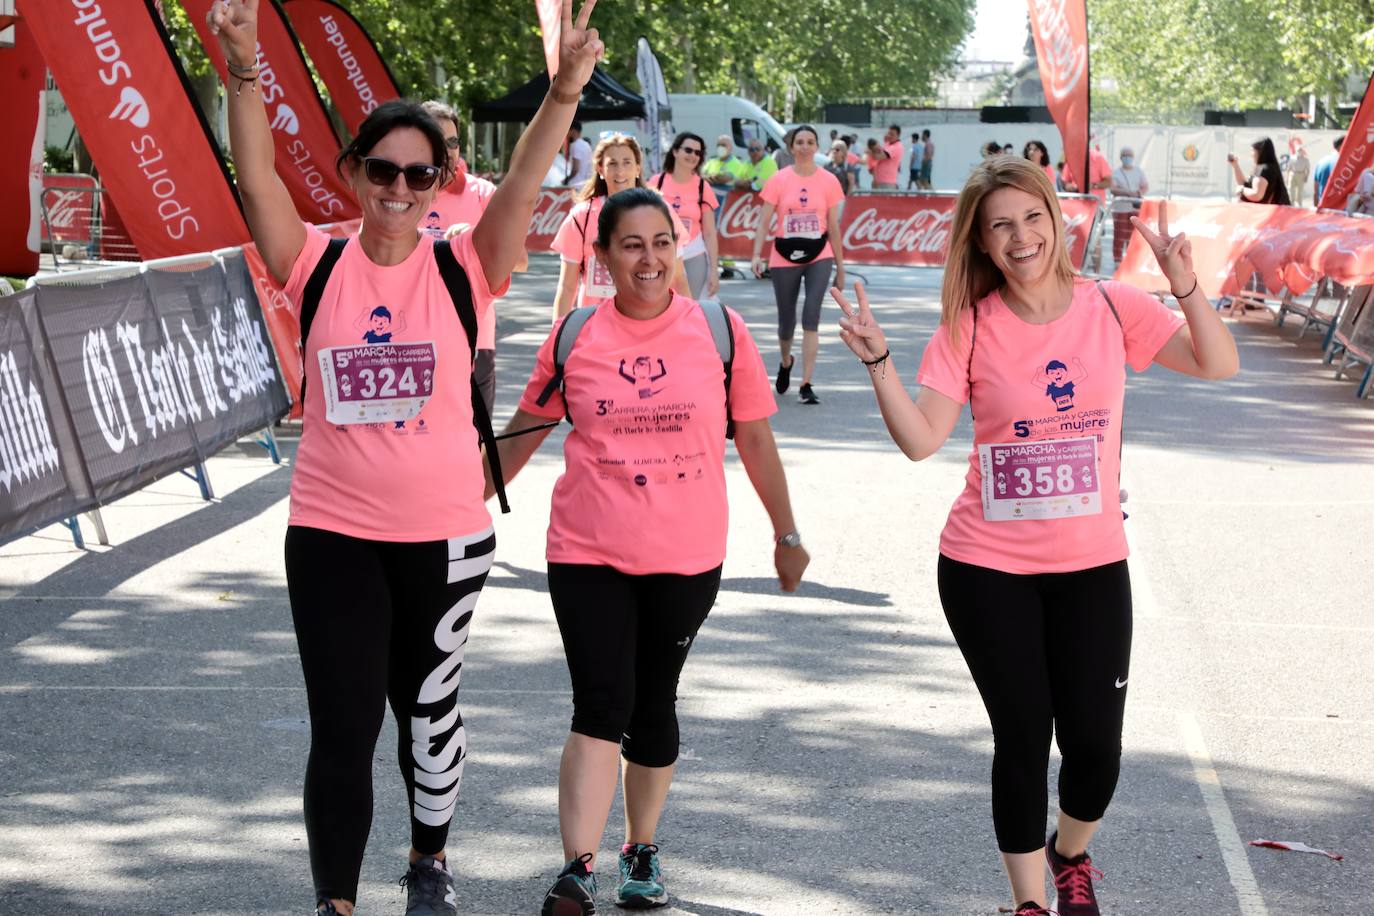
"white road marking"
1177,711,1269,916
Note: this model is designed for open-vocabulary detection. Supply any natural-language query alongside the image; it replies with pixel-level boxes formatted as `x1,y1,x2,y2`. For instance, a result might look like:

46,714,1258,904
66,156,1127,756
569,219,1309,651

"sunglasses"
362,157,441,191
677,146,703,156
444,137,461,149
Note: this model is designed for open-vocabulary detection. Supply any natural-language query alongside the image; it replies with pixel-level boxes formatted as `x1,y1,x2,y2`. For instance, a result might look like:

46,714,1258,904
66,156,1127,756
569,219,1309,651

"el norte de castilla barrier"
0,250,291,547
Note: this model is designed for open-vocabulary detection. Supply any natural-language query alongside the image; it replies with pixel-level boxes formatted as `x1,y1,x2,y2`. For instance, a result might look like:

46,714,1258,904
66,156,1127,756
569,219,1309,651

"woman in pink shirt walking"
491,188,810,915
207,1,605,914
649,131,721,301
832,157,1237,916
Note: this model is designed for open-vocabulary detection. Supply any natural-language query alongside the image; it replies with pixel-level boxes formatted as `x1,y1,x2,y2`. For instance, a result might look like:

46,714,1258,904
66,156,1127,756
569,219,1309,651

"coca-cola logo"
1031,0,1086,102
717,194,768,240
527,189,575,239
46,190,89,229
842,207,952,254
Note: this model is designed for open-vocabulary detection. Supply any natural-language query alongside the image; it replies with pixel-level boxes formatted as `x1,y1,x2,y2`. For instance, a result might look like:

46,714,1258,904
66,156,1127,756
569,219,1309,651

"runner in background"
751,125,846,405
487,187,809,916
550,134,688,320
831,156,1237,916
649,131,721,300
206,1,605,914
420,100,527,415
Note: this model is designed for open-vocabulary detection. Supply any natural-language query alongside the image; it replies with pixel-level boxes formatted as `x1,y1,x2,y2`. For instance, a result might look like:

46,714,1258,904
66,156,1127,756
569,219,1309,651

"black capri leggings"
937,554,1133,854
770,256,833,340
286,524,494,904
548,562,722,768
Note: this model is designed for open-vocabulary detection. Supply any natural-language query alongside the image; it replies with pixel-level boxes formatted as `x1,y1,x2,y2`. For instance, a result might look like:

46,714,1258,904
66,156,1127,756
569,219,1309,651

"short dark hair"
911,133,920,141
887,124,899,133
922,129,930,138
596,187,677,250
1334,134,1346,151
571,120,583,133
371,305,392,320
1046,359,1067,372
336,99,449,184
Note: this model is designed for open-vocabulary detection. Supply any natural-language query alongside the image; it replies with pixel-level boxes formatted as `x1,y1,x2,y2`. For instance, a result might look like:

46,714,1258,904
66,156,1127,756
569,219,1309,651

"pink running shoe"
1046,831,1105,916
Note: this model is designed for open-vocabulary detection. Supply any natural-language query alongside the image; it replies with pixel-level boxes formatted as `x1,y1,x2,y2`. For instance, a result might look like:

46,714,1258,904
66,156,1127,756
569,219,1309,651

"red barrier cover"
0,19,44,277
1114,200,1374,297
283,0,400,136
1317,70,1374,211
184,0,358,223
20,0,249,260
526,189,1100,269
1027,0,1090,192
40,174,98,245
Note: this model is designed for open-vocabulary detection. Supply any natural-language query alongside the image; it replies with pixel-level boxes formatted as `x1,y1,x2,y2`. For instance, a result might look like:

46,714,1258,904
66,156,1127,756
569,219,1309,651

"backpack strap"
655,173,667,190
433,238,510,514
577,204,593,281
697,298,736,438
296,236,348,408
534,305,598,423
965,303,978,421
698,176,706,212
1095,280,1124,328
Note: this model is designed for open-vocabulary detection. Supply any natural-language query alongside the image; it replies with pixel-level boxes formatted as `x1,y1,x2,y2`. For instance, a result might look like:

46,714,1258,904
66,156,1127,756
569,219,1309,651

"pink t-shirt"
649,171,718,247
874,140,904,184
1065,149,1113,203
759,166,845,269
423,174,499,349
916,279,1185,575
284,223,508,541
518,294,777,575
551,195,688,308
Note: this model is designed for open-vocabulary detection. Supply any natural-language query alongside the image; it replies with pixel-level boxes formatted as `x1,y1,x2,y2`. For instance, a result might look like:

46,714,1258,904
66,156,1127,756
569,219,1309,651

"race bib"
319,342,437,425
783,210,823,238
584,255,617,299
978,436,1101,522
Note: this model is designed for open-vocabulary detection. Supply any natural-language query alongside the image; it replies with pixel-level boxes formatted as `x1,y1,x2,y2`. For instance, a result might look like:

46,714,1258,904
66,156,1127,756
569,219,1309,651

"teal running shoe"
542,853,598,916
615,843,667,909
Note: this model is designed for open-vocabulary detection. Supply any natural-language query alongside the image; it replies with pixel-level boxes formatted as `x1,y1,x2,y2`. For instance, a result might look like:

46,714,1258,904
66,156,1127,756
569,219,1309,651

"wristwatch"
776,531,803,548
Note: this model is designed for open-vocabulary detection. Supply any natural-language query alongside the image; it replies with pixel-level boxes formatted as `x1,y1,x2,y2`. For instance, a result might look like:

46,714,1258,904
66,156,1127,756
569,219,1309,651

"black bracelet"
861,348,890,366
1172,275,1199,300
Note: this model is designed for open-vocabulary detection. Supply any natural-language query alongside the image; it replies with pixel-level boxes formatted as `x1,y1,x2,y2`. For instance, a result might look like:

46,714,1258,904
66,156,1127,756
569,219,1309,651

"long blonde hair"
575,134,646,202
940,156,1076,345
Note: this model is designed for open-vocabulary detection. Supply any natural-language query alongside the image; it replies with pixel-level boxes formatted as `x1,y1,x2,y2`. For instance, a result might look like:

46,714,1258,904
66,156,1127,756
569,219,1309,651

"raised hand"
206,0,258,70
832,280,889,363
556,0,605,94
1130,202,1193,292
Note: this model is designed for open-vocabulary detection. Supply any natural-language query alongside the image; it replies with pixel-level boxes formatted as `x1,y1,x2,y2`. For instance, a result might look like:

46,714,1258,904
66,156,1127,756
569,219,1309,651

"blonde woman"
832,157,1237,916
551,133,687,319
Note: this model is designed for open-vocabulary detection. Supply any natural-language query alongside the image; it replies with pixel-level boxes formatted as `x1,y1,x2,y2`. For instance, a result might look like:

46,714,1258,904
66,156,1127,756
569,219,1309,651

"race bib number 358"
978,436,1101,522
319,342,437,425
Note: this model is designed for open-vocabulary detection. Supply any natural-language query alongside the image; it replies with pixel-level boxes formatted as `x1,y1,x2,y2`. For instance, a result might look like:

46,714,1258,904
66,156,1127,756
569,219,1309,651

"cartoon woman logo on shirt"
619,356,668,399
355,305,407,344
1032,357,1087,412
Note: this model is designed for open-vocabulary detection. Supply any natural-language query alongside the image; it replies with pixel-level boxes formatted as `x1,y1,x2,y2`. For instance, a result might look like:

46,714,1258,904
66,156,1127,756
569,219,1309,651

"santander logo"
109,86,151,128
1031,0,1086,102
271,103,300,135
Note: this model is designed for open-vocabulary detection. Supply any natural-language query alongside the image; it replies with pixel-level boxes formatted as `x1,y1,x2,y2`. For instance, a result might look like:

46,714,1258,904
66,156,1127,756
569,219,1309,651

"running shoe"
542,853,598,916
775,357,794,394
1046,831,1104,916
1014,904,1057,915
616,843,668,909
399,854,458,916
798,383,819,405
314,903,342,916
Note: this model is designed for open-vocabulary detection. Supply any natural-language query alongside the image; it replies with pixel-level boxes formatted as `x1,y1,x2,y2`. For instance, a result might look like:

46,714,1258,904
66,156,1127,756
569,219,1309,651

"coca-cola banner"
41,174,99,246
1317,70,1374,210
1027,0,1090,197
21,0,250,260
283,0,401,136
0,17,44,276
1114,200,1374,298
184,0,359,223
1,254,289,544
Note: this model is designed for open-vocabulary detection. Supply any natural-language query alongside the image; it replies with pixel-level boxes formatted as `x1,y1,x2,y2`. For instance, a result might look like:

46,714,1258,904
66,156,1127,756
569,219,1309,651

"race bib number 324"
319,342,437,425
978,436,1101,522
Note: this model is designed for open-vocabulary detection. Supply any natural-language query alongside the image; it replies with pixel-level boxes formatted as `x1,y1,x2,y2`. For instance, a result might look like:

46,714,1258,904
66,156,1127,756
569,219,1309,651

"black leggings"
285,524,495,904
937,554,1132,854
548,563,722,768
770,256,833,340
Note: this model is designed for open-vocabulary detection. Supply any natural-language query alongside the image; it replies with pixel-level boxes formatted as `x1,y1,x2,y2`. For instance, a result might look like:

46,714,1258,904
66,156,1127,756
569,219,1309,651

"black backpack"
298,237,509,513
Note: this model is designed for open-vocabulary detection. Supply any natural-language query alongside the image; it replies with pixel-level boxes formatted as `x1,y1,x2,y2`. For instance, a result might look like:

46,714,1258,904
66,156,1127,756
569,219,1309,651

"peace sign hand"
832,281,889,363
206,0,259,70
1130,203,1193,292
556,0,606,95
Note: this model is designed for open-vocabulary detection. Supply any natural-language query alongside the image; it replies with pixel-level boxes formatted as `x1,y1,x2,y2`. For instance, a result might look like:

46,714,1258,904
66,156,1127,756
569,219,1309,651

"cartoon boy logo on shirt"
356,305,407,343
1032,357,1087,412
424,211,444,238
619,356,668,399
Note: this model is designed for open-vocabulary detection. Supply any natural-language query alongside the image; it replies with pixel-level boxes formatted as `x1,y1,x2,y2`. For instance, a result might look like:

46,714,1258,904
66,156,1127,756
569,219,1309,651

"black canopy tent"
473,67,667,123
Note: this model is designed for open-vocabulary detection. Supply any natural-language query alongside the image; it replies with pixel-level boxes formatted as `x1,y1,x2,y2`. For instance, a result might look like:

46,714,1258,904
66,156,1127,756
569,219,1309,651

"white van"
582,94,788,165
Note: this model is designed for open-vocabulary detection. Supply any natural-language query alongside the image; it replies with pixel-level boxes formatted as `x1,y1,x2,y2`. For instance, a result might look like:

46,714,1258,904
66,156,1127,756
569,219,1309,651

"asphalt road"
2,256,1371,915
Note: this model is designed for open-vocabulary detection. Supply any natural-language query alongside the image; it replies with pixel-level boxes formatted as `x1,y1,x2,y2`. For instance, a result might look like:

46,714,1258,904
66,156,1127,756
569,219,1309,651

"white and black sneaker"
400,854,458,915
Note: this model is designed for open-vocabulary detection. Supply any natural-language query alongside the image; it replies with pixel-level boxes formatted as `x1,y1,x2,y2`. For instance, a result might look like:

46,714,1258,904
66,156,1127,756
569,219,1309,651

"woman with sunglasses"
648,131,720,300
207,1,604,915
552,134,688,320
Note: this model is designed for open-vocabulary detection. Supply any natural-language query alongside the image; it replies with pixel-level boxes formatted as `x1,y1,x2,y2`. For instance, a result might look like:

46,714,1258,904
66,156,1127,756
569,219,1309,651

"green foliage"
43,145,75,174
1089,0,1374,113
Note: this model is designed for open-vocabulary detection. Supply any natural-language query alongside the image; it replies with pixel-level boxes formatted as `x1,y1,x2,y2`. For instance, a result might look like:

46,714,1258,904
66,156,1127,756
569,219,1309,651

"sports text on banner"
1317,70,1374,211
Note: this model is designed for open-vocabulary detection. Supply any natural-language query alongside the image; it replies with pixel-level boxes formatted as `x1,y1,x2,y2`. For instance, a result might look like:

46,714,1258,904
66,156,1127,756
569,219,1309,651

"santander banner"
20,0,249,260
283,0,400,136
527,190,1101,270
1027,0,1090,194
536,0,560,77
0,17,44,276
1317,70,1374,211
184,0,358,223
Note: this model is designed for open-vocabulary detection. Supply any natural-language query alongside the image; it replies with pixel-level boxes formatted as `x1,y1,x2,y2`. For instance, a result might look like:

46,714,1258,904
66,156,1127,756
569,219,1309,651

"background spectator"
871,125,904,189
825,139,861,195
1313,135,1344,204
908,132,926,189
919,129,934,188
1109,146,1149,264
1023,139,1055,185
564,121,592,186
1287,142,1311,206
1347,165,1374,215
735,138,779,192
982,140,1003,158
704,134,747,205
1230,137,1291,206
